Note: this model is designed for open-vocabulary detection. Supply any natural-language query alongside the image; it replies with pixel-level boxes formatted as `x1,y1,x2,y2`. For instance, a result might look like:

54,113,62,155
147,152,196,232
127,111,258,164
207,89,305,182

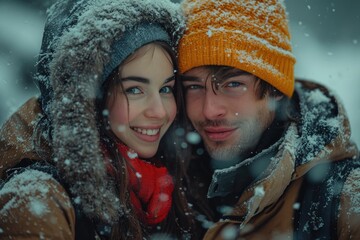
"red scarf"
115,143,174,225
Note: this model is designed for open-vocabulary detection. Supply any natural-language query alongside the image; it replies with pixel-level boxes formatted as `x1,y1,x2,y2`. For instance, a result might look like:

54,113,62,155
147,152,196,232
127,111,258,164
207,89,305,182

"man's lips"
203,127,236,141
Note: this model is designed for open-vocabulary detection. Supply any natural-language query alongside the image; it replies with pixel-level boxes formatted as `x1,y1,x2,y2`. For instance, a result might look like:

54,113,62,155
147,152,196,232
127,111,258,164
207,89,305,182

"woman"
0,0,194,239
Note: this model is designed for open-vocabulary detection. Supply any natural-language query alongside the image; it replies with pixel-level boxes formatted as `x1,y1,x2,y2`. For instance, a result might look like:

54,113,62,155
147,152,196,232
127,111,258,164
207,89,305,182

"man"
178,0,360,239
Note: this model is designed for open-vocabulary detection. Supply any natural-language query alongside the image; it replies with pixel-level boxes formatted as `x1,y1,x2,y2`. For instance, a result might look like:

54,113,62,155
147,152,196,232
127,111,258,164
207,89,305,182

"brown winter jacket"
1,84,359,239
186,80,360,240
0,97,76,239
0,0,186,238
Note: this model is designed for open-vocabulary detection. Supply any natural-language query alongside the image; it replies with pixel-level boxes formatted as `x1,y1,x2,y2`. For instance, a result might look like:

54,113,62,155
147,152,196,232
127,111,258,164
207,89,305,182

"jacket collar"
206,79,358,227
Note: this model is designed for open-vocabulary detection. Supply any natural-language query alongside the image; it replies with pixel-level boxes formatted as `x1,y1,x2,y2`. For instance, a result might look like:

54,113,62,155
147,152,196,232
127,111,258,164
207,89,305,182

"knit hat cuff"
179,31,296,97
103,23,171,80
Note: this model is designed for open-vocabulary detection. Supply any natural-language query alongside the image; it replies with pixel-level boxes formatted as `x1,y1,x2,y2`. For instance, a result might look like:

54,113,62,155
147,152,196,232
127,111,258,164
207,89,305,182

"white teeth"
133,127,159,136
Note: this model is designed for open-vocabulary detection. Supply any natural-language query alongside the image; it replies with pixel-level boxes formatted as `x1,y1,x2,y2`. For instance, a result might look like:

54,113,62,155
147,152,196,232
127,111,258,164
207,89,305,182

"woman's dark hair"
96,41,195,239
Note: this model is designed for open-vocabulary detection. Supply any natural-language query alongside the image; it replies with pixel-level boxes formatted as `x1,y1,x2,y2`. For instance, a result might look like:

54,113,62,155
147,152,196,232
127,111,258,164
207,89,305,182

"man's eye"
160,86,174,94
226,82,242,88
125,87,142,95
185,84,204,90
220,81,248,96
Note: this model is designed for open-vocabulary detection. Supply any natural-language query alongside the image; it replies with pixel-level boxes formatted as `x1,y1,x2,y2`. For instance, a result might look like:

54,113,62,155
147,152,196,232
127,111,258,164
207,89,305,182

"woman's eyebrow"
121,76,149,83
164,75,175,83
121,75,175,84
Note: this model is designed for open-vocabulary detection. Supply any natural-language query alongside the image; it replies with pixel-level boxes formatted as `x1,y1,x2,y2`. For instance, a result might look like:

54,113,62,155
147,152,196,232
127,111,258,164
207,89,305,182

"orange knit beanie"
178,0,296,97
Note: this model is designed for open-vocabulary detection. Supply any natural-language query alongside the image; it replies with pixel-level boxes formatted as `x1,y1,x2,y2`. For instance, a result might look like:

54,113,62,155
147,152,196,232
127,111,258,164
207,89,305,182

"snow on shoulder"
0,169,72,218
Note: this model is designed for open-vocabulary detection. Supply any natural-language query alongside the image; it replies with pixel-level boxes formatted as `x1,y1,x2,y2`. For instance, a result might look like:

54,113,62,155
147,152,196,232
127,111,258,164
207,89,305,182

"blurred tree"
287,0,360,43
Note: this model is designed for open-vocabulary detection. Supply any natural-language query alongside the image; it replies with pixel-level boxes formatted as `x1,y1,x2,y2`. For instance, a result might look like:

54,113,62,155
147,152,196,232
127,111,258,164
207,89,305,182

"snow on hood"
294,80,357,167
37,0,184,223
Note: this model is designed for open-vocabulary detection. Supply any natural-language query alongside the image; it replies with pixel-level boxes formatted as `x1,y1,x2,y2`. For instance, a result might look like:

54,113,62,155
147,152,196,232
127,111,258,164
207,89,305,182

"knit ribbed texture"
103,23,170,81
178,0,296,97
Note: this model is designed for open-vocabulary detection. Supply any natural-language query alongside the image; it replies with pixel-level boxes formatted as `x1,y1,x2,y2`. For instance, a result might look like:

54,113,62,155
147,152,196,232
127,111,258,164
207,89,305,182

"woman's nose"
144,94,167,119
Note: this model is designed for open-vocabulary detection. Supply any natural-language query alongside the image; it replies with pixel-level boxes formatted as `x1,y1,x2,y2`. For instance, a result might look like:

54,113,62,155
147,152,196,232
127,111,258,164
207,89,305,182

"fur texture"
44,0,184,223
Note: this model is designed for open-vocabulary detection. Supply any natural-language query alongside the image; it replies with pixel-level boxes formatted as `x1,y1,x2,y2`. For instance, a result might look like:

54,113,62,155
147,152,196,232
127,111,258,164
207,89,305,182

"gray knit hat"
103,22,171,80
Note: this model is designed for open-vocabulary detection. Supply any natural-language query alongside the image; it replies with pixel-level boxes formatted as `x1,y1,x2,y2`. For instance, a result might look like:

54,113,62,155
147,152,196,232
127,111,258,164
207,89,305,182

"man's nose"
202,90,226,120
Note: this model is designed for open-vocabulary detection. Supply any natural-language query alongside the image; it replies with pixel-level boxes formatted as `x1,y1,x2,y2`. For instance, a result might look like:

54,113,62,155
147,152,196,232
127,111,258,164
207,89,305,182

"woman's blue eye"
160,86,174,94
125,87,142,95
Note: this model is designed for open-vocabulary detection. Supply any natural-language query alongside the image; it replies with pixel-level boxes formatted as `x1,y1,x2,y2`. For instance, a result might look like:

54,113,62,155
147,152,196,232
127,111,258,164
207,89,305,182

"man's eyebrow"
121,75,175,84
179,69,252,82
180,74,202,82
222,70,252,79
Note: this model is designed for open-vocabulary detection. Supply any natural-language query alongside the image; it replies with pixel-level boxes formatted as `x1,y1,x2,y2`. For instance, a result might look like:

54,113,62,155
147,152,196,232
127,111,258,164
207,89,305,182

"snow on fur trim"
48,0,184,223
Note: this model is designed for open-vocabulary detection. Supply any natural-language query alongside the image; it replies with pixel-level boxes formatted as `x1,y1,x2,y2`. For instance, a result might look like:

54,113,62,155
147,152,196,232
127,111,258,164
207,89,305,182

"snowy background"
0,0,359,146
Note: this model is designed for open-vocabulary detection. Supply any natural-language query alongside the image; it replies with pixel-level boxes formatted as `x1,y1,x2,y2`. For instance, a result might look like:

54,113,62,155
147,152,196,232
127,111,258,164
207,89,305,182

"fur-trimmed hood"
35,0,184,223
